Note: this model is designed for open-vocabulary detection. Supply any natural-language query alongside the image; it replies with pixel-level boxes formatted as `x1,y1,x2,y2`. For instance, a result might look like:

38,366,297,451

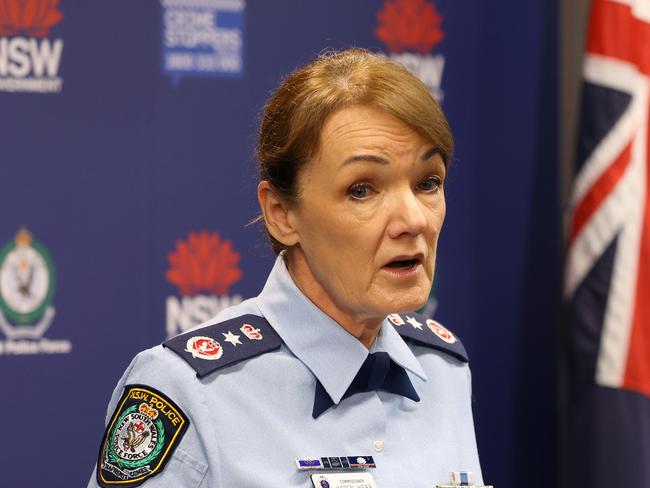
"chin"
380,292,428,314
395,279,431,309
391,300,427,314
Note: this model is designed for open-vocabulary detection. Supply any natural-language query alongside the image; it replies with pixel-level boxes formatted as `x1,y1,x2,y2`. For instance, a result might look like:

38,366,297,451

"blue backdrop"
0,1,558,486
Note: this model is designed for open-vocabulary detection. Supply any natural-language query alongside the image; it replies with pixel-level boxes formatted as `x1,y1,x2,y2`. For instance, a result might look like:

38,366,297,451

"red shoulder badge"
388,312,468,362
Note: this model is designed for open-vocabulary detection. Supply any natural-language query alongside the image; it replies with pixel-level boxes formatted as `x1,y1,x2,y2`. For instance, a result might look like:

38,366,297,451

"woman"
89,48,484,488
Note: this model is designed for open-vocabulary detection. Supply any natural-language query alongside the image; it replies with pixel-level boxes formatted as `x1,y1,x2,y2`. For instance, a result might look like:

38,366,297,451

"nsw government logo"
375,0,446,101
165,230,243,338
161,0,245,82
0,227,71,355
0,0,65,93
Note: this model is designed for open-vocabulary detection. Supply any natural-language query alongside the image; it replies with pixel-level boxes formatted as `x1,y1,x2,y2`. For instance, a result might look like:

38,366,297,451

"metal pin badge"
452,471,474,485
436,470,493,488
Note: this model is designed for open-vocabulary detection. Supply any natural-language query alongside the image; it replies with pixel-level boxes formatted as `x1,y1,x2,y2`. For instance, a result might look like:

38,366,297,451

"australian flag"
565,0,650,485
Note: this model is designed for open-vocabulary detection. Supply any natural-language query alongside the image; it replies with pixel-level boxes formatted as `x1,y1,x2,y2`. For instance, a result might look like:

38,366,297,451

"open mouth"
385,258,420,269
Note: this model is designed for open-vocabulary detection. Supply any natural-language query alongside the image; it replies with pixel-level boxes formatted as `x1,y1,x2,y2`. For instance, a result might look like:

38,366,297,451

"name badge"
311,472,377,488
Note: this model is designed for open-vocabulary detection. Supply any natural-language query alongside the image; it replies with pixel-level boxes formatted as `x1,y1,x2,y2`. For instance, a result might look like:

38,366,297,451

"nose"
386,188,428,239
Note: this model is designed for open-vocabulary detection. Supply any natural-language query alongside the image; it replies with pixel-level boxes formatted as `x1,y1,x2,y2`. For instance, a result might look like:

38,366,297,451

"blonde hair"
257,48,453,254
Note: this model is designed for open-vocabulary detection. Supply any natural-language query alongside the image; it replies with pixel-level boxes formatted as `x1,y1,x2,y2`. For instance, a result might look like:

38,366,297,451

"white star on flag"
406,316,423,330
223,331,242,347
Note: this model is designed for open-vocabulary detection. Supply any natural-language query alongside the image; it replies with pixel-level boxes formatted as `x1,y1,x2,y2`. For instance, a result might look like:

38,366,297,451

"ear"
257,181,300,247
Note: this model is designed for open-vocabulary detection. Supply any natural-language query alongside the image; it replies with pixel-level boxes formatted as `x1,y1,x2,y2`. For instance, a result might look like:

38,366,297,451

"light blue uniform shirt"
88,256,483,487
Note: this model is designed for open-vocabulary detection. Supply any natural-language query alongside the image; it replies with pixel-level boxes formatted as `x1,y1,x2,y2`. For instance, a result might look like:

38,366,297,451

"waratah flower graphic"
0,0,63,37
166,230,243,296
375,0,444,54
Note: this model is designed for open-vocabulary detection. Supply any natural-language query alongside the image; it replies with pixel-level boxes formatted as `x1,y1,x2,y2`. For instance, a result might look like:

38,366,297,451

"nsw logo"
165,230,244,338
375,0,446,101
0,227,71,355
0,0,64,93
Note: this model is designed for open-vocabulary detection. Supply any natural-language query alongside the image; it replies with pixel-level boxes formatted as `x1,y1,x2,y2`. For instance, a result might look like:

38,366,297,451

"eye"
347,183,374,200
417,175,443,192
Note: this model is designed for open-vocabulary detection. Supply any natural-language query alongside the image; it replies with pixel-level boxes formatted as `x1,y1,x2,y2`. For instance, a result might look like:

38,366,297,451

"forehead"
317,105,429,158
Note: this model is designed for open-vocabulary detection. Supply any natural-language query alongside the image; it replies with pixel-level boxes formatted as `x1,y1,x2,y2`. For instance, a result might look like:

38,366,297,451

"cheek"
436,201,446,232
304,213,380,289
297,207,354,267
427,197,446,237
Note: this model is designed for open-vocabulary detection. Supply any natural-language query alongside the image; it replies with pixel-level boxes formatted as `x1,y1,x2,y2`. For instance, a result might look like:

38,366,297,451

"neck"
284,249,383,349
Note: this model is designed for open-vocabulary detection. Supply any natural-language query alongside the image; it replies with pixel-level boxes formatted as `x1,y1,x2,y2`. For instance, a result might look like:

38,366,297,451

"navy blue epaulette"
163,314,282,378
387,312,468,362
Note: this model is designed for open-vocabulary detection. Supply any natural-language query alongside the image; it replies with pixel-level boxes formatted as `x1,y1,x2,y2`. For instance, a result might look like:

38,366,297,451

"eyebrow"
340,147,441,168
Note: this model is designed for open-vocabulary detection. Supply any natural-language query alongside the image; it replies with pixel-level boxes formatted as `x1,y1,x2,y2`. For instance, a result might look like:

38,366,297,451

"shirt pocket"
157,447,208,487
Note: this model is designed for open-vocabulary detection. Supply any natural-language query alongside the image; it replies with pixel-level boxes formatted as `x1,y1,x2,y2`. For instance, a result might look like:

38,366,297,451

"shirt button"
373,440,384,452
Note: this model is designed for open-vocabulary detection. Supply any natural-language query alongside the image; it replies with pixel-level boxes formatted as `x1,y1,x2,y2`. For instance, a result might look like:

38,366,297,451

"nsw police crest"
0,228,55,335
0,228,70,355
98,385,189,487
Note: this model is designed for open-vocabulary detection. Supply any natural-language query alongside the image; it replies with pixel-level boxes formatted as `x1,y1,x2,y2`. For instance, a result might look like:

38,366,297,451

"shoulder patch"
97,385,189,487
163,314,282,377
387,312,469,362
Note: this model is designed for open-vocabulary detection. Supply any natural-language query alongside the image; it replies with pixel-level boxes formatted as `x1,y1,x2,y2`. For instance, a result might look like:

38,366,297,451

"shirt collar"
256,255,427,405
375,321,427,381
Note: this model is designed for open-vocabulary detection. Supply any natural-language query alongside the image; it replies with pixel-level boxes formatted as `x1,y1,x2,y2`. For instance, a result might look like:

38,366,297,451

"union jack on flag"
565,0,650,484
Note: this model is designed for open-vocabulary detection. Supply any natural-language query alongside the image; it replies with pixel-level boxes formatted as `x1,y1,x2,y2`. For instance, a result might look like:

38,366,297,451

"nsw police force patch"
97,385,189,487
